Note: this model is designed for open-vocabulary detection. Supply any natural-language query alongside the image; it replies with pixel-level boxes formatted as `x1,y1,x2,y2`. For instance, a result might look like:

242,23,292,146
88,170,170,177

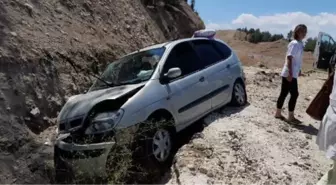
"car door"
161,42,211,127
191,39,233,109
314,32,336,69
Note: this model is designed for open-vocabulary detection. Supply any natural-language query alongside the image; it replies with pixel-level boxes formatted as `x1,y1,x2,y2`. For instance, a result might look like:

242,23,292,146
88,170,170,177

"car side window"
331,38,336,52
212,40,232,60
162,42,202,79
191,40,223,67
321,35,330,52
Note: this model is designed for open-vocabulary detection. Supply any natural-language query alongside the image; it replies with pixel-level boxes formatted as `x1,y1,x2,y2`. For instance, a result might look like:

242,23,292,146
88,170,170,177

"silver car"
54,37,247,181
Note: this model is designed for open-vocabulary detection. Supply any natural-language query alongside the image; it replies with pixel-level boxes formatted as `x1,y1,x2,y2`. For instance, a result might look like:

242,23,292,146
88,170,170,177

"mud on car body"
54,30,247,181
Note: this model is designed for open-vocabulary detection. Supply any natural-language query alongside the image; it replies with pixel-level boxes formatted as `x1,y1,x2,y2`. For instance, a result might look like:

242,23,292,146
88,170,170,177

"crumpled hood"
58,83,145,122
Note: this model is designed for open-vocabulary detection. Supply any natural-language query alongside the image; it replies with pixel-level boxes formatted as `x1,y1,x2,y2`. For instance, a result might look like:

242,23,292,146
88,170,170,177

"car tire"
133,116,176,177
230,80,247,106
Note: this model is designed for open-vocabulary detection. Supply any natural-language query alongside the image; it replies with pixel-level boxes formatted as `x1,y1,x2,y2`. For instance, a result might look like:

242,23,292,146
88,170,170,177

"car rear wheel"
231,80,247,106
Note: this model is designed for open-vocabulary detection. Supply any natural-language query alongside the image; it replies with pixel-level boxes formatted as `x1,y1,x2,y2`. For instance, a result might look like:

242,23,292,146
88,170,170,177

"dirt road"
164,66,330,185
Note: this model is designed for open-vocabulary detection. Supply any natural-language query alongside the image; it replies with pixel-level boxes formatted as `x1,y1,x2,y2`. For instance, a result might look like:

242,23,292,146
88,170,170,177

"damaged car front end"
54,86,143,182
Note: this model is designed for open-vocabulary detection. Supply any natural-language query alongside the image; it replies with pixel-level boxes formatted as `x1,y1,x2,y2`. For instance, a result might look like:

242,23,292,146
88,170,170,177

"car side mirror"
161,67,182,84
165,67,181,79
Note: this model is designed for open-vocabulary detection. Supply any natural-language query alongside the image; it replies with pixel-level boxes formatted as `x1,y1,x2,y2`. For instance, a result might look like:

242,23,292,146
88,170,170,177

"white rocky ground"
164,66,331,185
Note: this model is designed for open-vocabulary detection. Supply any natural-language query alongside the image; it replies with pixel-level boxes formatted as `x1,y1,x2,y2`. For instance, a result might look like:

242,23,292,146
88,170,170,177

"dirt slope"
216,30,315,71
0,0,204,183
164,67,330,185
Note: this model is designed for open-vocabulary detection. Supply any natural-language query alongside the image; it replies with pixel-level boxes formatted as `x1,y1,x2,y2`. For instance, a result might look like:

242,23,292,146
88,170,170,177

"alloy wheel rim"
234,83,246,105
152,129,171,162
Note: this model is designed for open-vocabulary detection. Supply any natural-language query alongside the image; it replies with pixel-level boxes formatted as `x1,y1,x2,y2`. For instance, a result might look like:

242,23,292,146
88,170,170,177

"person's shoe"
275,114,286,121
275,109,284,120
287,117,302,124
287,112,302,124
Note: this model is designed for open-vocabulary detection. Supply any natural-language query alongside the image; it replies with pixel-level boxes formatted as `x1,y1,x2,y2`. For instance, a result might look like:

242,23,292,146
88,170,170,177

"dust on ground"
164,66,330,185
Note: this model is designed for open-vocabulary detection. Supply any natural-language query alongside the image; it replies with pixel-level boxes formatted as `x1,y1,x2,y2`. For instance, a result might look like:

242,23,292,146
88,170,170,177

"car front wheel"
134,117,175,171
231,80,247,106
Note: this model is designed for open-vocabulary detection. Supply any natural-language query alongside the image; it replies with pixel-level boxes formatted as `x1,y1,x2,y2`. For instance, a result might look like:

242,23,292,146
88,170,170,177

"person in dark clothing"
275,24,307,123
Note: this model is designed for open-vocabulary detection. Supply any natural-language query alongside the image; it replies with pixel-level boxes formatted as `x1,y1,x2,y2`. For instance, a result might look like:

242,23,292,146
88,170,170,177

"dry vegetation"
216,30,316,71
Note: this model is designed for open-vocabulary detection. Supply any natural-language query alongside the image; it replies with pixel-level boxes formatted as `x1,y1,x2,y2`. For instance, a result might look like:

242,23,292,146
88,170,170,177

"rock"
301,154,310,160
282,126,290,132
199,167,208,174
305,134,312,140
192,132,204,139
10,32,17,37
190,170,197,176
30,107,40,117
187,164,195,171
207,170,215,177
259,71,267,75
304,162,312,167
24,3,34,16
44,139,51,146
55,7,63,14
258,63,267,68
60,29,67,35
126,25,131,32
299,141,309,149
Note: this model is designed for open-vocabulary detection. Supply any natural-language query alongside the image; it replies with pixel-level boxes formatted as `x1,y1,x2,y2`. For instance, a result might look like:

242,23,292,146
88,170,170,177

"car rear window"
212,40,232,60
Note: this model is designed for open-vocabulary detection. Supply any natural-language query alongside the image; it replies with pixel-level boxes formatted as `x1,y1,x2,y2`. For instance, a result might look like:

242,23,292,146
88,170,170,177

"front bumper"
54,133,115,180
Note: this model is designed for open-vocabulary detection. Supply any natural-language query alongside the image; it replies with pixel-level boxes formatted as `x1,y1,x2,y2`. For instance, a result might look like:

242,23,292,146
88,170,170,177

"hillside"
0,0,204,183
216,30,315,70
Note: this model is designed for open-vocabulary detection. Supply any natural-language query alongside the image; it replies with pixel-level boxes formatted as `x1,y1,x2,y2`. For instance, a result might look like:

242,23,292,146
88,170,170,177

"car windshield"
89,47,166,92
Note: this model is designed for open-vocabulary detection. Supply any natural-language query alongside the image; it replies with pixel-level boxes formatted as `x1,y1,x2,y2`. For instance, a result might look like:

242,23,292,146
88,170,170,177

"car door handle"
199,76,205,82
226,64,231,69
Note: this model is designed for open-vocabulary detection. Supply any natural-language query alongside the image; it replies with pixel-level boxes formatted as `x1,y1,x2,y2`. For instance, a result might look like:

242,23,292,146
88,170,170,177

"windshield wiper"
89,73,115,87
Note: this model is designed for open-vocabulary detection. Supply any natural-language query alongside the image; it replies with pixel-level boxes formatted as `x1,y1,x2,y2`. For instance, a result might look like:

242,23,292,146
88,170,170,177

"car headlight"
85,109,124,135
